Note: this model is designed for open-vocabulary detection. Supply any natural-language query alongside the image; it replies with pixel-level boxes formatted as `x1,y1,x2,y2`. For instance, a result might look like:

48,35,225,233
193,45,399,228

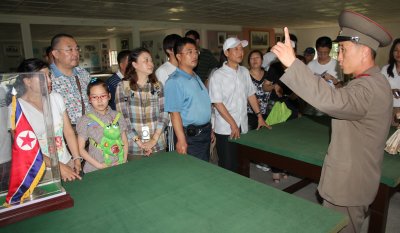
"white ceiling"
0,0,400,41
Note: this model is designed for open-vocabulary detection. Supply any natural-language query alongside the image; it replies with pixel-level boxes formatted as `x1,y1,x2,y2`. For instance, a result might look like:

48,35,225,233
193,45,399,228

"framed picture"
275,34,283,43
84,45,96,52
217,32,226,46
3,44,21,56
250,31,269,49
141,40,153,50
121,39,129,50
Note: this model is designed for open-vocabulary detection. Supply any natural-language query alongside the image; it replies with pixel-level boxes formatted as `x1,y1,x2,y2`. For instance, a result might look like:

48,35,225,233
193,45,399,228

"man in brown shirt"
272,10,393,233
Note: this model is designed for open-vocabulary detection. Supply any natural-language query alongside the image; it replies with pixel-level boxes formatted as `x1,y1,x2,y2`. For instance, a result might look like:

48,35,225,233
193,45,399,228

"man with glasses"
164,37,212,161
50,33,91,129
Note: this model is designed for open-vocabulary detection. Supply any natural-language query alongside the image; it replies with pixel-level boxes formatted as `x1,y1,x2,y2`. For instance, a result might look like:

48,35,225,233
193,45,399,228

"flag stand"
0,192,73,226
0,72,74,227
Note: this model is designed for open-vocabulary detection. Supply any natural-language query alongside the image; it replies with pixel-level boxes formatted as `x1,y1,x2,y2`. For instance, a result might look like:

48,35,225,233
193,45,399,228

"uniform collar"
354,66,380,79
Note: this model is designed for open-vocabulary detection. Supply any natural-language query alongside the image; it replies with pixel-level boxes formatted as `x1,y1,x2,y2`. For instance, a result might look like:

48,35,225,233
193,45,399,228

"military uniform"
278,10,393,233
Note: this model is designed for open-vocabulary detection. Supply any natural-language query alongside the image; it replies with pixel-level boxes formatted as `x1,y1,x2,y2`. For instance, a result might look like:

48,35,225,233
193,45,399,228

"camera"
141,126,150,140
320,71,327,78
186,125,198,137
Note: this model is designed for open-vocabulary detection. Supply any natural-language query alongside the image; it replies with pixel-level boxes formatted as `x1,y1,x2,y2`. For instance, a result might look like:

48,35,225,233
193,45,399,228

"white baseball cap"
262,52,277,70
223,37,248,51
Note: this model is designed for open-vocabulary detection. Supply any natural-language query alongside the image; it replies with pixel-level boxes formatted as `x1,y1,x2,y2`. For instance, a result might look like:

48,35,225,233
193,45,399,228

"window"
109,50,118,66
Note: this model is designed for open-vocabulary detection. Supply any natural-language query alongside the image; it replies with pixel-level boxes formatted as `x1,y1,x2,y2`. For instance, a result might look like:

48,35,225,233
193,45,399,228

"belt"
184,122,211,137
186,122,211,129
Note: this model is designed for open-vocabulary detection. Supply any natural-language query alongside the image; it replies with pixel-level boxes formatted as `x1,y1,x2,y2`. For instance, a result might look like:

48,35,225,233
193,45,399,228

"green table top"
3,151,347,233
233,116,400,187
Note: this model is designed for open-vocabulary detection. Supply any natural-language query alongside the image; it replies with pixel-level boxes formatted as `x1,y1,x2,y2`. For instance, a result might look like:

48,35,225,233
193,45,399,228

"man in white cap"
209,37,269,172
271,10,393,233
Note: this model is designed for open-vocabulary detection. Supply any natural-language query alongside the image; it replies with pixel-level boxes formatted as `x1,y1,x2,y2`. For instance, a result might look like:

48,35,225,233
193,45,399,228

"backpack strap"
113,112,121,125
86,113,105,149
87,113,105,128
89,137,100,148
122,80,133,123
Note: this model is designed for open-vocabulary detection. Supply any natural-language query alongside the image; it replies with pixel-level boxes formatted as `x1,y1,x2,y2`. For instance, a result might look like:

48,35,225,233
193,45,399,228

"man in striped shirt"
106,50,130,110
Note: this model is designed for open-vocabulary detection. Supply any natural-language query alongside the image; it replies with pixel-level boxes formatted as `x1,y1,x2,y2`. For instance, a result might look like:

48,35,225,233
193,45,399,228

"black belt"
184,122,211,137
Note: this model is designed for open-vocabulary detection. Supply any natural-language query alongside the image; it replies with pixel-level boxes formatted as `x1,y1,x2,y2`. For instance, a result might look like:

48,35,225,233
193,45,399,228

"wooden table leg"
368,184,392,233
283,179,312,194
237,147,250,177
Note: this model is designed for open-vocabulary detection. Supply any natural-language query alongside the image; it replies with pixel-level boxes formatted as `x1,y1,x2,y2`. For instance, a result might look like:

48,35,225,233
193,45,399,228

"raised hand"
271,27,296,68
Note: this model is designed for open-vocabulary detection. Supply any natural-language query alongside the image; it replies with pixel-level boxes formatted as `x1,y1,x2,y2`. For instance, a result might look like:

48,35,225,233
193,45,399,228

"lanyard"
137,83,149,125
74,75,86,115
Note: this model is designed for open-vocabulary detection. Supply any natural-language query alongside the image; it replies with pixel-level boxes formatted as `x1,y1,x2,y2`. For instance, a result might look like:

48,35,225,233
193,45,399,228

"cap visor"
333,36,353,43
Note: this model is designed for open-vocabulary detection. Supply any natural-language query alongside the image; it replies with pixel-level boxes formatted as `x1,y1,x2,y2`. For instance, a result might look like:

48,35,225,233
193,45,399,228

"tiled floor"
249,163,400,233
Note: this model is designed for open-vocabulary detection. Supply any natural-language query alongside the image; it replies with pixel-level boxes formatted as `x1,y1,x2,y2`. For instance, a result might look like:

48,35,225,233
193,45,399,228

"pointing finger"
284,27,291,46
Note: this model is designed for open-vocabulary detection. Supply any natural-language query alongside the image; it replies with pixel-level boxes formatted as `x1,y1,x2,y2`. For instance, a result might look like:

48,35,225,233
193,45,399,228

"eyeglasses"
179,49,200,56
90,94,109,101
55,47,81,53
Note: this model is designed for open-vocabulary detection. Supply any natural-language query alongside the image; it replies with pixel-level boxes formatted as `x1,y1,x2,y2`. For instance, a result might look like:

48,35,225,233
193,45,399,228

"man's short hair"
50,33,75,49
185,30,200,40
45,46,53,56
283,33,298,51
163,34,182,56
283,33,298,44
316,36,332,49
289,34,298,44
371,48,377,59
117,50,131,65
174,37,196,56
355,42,376,59
303,47,315,55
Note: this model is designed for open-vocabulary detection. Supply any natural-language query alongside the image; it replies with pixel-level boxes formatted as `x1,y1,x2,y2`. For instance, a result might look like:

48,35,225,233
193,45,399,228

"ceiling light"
107,27,116,32
168,7,185,13
169,18,181,21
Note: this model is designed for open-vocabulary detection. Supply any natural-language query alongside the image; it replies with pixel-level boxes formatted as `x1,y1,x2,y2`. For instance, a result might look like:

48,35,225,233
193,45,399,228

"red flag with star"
4,95,45,206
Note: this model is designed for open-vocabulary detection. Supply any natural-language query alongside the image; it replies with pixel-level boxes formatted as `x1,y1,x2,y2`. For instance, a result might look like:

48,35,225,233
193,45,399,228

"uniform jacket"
281,59,392,206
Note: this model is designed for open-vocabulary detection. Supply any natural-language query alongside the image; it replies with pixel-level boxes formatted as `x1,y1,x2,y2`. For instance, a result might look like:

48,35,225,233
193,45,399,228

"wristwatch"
133,136,140,142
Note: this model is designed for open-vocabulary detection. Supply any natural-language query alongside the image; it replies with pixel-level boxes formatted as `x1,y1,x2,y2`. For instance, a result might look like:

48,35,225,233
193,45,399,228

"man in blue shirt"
164,37,212,161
